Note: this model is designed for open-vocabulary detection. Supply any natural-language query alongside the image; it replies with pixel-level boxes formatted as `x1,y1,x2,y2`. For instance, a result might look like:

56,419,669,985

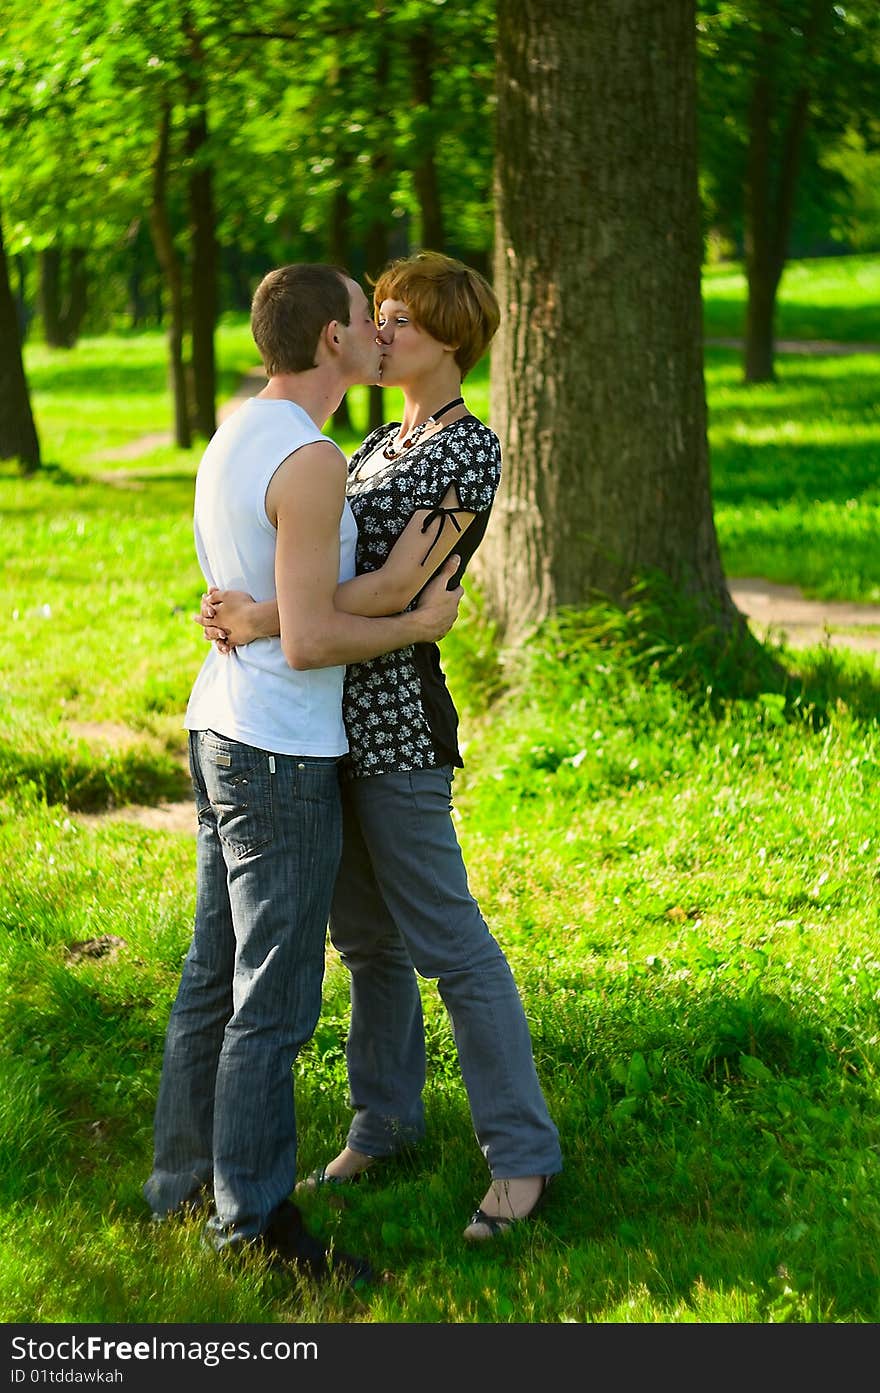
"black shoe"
261,1199,373,1287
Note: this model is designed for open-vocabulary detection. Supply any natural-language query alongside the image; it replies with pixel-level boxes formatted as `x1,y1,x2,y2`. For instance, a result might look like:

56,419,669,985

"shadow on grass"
530,576,880,724
27,360,172,398
1,460,196,519
712,437,880,507
0,738,191,812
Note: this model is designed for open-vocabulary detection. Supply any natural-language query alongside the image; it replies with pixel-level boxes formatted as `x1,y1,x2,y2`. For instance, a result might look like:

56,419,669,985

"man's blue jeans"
143,730,342,1247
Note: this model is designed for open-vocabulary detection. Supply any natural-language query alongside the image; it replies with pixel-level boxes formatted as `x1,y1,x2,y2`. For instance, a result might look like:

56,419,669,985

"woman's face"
376,298,453,386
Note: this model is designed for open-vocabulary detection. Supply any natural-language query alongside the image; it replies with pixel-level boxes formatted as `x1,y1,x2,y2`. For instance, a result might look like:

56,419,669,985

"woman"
200,250,562,1239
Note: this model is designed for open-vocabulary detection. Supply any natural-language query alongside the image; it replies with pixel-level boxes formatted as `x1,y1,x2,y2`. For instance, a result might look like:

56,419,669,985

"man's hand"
194,588,260,653
410,556,464,642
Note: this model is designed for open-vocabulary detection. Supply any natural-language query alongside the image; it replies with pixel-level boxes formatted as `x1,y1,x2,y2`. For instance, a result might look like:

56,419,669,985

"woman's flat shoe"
295,1164,364,1193
463,1175,551,1241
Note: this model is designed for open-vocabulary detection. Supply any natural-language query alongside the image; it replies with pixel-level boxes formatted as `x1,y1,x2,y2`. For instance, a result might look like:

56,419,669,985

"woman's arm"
197,483,475,645
335,483,474,616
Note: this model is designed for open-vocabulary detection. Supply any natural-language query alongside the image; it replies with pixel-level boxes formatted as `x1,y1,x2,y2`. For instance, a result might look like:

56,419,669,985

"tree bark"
410,26,445,250
330,181,354,434
59,247,88,346
14,253,31,340
743,0,827,384
148,101,191,450
38,248,65,347
185,26,218,440
0,208,41,472
364,225,387,434
126,219,148,329
38,247,89,348
476,0,735,645
364,24,392,435
328,46,354,436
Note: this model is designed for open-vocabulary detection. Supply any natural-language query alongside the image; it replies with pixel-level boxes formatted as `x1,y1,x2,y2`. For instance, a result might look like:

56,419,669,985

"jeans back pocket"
198,731,274,857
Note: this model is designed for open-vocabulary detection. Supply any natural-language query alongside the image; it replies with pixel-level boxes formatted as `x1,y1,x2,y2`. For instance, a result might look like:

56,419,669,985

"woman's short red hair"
372,250,500,379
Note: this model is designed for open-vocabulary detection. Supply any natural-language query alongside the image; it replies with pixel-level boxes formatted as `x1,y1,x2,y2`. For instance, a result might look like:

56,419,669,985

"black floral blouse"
341,417,502,780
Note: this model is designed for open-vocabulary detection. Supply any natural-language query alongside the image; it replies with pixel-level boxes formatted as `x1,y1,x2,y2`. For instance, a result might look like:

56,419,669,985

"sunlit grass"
703,253,880,342
1,603,878,1322
706,347,880,600
23,319,258,468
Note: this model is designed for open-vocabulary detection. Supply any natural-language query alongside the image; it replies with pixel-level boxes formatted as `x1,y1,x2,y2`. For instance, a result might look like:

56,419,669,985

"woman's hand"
194,588,261,653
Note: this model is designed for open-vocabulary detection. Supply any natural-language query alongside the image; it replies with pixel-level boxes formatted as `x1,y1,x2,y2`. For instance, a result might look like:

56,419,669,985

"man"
142,264,461,1283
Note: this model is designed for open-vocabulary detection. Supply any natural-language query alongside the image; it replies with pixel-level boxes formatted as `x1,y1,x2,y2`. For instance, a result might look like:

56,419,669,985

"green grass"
707,347,880,601
703,253,880,342
1,602,878,1325
1,254,879,1327
24,315,261,471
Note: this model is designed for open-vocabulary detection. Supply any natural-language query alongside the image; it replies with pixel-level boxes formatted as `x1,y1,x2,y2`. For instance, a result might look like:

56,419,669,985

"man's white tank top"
184,397,357,756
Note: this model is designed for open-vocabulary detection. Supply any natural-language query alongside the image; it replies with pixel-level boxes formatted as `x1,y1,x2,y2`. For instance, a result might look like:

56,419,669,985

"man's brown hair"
251,264,351,376
371,251,500,379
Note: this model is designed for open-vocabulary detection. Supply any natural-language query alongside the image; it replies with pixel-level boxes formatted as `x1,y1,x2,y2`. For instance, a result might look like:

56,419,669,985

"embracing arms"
220,442,463,670
199,473,474,658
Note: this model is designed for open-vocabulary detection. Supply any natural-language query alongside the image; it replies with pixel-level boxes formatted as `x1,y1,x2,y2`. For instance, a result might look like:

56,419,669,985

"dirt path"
706,337,880,356
727,578,880,657
91,368,266,464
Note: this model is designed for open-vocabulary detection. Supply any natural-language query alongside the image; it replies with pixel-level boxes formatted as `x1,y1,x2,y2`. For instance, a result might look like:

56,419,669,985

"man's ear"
318,320,341,360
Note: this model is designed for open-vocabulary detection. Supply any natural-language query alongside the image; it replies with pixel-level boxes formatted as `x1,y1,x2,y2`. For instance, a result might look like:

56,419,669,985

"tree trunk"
364,216,388,435
743,0,826,384
38,248,65,347
185,27,217,440
126,219,148,329
0,208,41,472
14,253,32,340
59,247,88,346
476,0,735,645
364,26,392,436
330,168,353,434
743,23,781,384
410,26,445,250
148,101,191,450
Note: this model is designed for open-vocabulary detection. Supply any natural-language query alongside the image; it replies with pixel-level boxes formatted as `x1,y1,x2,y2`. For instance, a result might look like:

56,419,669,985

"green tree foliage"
1,0,496,444
3,0,878,446
698,0,880,379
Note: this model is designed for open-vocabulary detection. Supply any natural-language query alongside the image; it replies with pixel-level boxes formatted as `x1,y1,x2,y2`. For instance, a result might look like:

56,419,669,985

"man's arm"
264,442,461,670
198,483,472,648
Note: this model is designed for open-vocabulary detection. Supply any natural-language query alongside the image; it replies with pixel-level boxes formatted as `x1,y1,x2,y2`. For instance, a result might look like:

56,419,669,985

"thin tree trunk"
126,219,148,329
38,248,65,347
59,248,88,346
328,46,355,437
330,182,354,434
476,0,735,645
0,208,41,472
148,101,191,450
14,253,31,340
185,26,217,440
410,26,445,250
744,51,779,383
364,23,392,435
743,0,826,384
